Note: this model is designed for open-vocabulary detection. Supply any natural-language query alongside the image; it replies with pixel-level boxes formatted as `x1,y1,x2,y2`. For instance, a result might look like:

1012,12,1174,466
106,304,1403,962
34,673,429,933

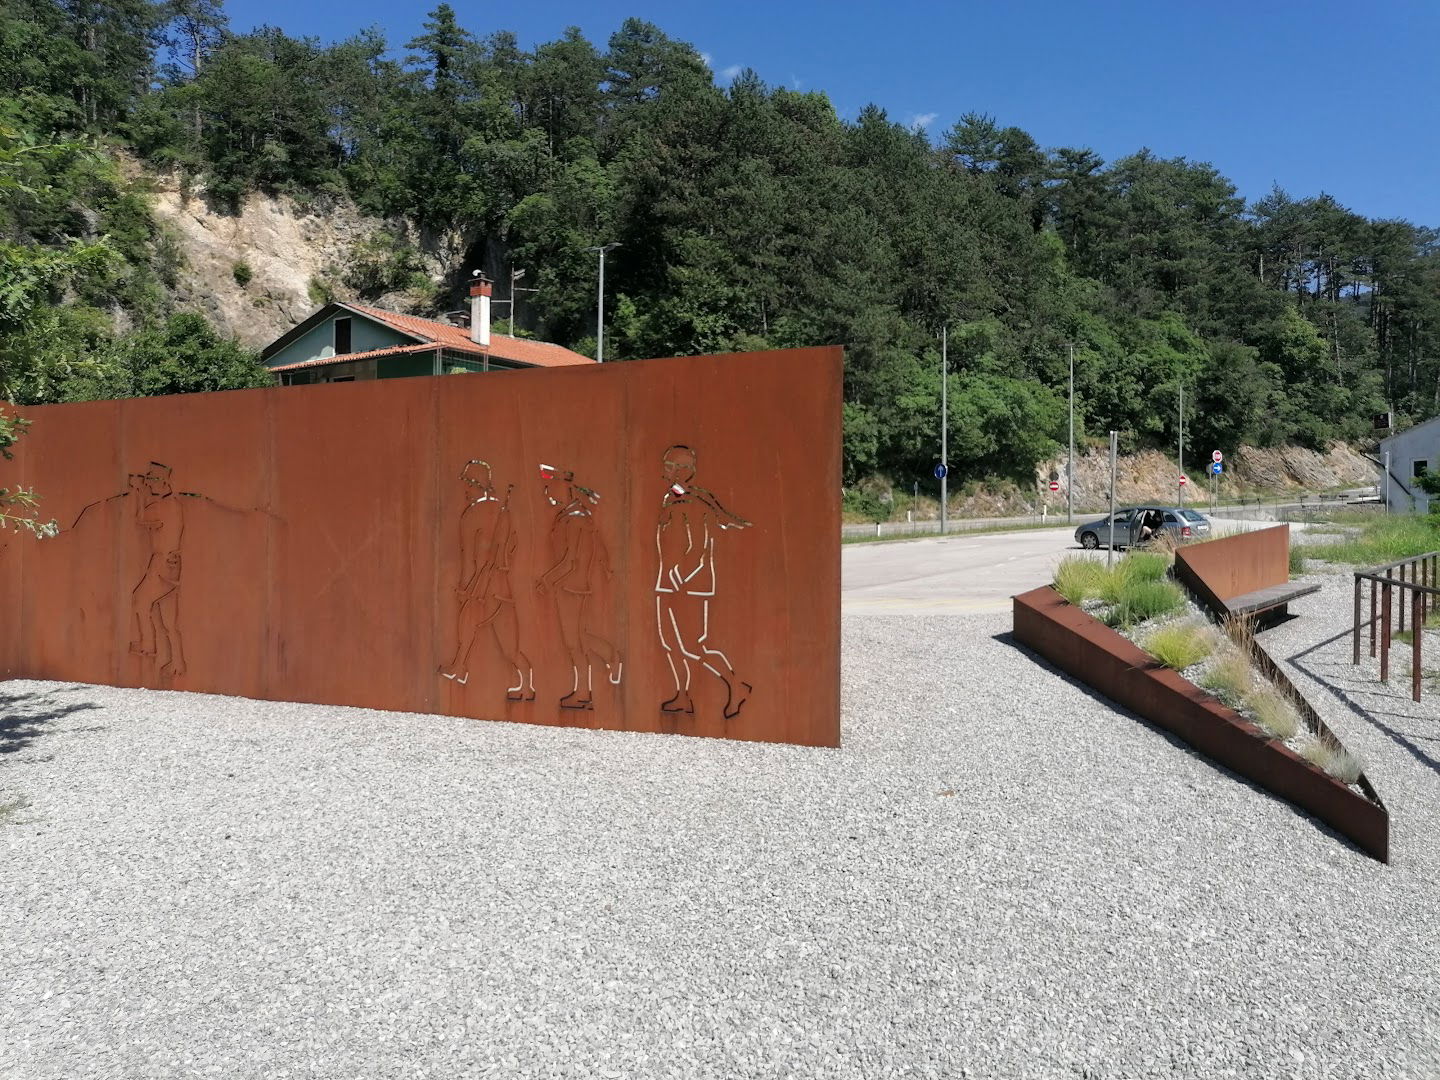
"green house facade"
262,303,595,385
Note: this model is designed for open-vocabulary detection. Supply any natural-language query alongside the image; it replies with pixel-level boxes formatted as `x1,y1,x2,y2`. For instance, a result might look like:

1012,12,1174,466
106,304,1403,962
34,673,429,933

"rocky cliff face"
1036,441,1379,511
863,442,1380,523
142,170,468,349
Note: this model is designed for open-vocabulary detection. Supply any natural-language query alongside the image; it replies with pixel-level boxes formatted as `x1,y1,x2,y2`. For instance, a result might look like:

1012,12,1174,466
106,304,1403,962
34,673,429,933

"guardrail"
1353,551,1440,702
843,487,1379,541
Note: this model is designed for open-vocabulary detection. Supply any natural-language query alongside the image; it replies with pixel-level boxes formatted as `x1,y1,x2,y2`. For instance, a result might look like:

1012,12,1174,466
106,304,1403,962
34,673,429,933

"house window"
331,375,355,382
1414,460,1429,479
333,316,352,355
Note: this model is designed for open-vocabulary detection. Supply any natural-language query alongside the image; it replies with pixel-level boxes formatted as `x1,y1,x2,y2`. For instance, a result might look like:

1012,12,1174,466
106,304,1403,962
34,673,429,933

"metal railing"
1353,551,1440,702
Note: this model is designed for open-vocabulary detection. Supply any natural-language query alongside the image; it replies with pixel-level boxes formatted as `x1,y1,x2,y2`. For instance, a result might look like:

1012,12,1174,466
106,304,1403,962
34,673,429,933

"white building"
1379,416,1440,512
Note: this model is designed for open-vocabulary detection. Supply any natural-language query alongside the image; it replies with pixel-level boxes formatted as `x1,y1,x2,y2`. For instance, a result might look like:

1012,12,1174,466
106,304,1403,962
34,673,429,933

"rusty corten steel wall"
1174,524,1290,609
1,347,842,748
1012,585,1388,862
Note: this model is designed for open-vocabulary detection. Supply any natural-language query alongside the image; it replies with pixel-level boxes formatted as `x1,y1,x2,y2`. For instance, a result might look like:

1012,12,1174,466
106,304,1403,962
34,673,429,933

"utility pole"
587,243,621,363
1067,341,1075,524
941,324,948,537
507,267,536,337
1108,430,1117,568
1178,382,1185,507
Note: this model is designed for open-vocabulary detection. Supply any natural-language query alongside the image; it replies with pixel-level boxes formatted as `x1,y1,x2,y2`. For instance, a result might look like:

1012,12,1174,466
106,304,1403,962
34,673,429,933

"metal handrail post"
1381,580,1392,682
1414,590,1424,703
1353,575,1362,665
1371,578,1378,658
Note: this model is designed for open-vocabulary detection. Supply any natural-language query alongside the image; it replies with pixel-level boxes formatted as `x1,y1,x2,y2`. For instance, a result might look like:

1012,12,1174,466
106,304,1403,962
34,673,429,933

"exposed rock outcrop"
143,172,468,349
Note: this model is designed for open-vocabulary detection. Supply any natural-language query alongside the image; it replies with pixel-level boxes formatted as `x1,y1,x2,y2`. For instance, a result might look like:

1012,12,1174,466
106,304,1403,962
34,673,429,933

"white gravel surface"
3,592,1439,1078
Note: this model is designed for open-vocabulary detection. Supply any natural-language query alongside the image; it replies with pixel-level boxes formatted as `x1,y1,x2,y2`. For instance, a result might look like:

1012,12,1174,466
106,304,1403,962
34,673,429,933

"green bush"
308,276,334,306
343,231,426,296
232,261,253,287
842,487,888,523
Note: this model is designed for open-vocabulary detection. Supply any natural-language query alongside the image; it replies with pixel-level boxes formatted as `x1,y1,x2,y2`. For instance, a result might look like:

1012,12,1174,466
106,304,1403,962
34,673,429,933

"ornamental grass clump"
1246,686,1301,740
1143,617,1216,671
1125,550,1172,584
1326,746,1366,786
1297,735,1339,774
1097,559,1134,606
1200,645,1253,702
1298,736,1366,785
1106,578,1186,629
1053,556,1107,606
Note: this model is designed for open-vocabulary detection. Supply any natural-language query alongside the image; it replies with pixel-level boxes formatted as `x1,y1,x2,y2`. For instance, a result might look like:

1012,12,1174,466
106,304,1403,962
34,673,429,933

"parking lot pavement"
842,516,1314,615
843,526,1080,614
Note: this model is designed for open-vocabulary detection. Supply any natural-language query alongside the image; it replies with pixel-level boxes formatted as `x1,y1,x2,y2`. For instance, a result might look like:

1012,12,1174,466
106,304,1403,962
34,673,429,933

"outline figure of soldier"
128,462,187,677
654,444,752,719
439,460,535,700
536,463,622,710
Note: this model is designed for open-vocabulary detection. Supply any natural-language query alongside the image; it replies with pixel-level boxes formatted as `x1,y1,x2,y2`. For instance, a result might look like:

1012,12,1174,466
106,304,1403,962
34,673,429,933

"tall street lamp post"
1066,341,1075,524
588,242,621,363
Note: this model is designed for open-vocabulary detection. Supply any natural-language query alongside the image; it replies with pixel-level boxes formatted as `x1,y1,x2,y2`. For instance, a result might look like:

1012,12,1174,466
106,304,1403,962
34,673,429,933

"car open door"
1130,508,1154,547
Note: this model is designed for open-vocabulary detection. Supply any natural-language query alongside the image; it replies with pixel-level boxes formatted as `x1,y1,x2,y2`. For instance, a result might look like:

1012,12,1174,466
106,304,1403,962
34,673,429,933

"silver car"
1074,506,1211,550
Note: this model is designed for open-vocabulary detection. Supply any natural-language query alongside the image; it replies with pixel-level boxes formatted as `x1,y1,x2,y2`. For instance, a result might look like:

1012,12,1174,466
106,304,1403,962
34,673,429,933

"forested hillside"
3,1,1438,490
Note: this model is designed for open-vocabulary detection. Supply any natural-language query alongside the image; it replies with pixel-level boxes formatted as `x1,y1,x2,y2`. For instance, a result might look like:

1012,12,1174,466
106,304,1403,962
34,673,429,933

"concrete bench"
1174,525,1310,625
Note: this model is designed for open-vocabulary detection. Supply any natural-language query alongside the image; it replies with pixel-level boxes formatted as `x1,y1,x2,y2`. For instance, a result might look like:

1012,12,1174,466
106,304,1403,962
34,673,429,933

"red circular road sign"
1048,480,1060,492
1212,450,1223,463
1179,474,1189,485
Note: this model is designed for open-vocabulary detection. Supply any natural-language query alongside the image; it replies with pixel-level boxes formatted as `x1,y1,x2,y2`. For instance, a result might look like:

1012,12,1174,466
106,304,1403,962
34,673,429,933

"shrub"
308,276,334,306
344,231,427,296
1054,556,1107,606
1247,687,1300,740
1289,545,1305,575
1143,617,1216,670
232,261,253,287
842,486,889,523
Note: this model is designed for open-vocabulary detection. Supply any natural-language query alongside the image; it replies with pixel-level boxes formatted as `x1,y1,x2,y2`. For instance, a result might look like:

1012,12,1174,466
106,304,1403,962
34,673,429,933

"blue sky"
225,0,1440,224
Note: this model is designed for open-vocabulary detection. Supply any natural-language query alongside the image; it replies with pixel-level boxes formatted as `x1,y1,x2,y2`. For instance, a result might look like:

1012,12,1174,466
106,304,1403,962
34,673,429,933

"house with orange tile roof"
261,287,594,386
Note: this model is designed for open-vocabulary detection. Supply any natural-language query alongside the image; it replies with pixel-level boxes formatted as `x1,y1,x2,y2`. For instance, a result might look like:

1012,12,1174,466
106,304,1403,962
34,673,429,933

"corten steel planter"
0,347,843,748
1012,585,1389,863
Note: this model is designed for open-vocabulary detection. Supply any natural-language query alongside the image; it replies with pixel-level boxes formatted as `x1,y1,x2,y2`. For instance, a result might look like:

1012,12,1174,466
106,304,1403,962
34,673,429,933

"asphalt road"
841,517,1298,614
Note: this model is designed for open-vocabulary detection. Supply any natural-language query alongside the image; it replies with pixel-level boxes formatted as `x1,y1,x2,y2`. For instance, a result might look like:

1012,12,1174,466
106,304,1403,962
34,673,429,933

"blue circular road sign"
933,463,948,479
1211,461,1223,474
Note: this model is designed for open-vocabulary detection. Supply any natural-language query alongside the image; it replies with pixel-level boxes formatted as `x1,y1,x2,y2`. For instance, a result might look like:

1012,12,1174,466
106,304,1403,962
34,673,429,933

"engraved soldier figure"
536,464,623,710
439,460,535,700
128,462,187,677
654,445,751,719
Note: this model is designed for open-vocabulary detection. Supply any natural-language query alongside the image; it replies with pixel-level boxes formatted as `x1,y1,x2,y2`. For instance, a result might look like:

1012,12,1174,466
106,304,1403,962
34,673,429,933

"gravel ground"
3,594,1438,1079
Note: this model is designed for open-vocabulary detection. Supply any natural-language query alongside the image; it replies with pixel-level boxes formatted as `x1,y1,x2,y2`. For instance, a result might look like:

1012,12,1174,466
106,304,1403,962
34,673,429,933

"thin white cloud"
721,64,743,81
700,51,713,67
911,112,939,130
790,75,803,90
